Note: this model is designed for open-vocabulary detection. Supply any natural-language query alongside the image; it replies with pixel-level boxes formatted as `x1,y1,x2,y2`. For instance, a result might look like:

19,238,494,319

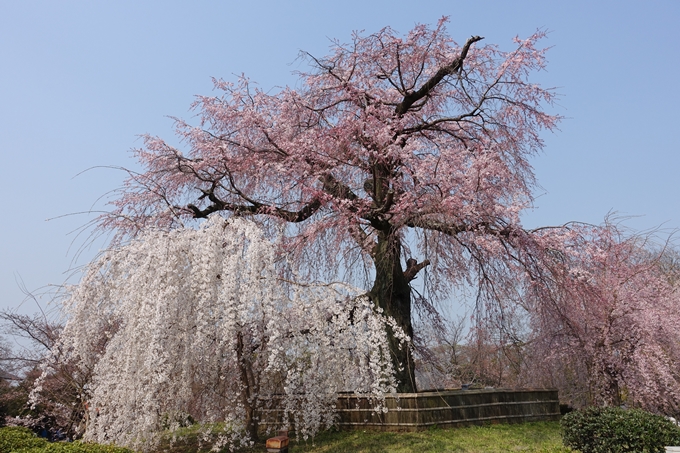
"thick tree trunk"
236,332,259,441
368,232,417,393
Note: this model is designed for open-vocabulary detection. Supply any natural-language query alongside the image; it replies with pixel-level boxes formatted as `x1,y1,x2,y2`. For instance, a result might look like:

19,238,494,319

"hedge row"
0,427,134,453
561,406,680,453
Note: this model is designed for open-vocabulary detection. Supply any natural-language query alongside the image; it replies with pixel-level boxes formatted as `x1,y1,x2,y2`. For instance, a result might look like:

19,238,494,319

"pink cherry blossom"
96,18,680,413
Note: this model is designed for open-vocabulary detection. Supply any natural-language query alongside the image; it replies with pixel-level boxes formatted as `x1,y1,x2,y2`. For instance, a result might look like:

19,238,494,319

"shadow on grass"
262,422,572,453
148,421,571,453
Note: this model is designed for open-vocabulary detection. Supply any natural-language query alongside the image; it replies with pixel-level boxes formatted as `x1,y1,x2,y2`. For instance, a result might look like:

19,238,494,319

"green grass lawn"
157,421,572,453
2,422,572,453
281,422,572,453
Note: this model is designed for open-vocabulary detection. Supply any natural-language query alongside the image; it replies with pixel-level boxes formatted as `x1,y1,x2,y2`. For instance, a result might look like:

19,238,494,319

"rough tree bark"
368,232,417,393
236,331,259,441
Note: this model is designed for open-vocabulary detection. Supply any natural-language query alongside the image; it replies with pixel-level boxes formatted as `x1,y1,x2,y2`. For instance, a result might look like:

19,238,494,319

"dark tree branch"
404,258,431,282
187,171,362,223
372,190,394,215
395,35,483,116
187,197,323,223
347,224,377,257
320,173,358,202
407,217,514,240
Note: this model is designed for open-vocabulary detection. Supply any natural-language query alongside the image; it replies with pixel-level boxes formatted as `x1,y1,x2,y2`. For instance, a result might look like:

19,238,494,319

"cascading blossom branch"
54,217,401,450
523,223,680,414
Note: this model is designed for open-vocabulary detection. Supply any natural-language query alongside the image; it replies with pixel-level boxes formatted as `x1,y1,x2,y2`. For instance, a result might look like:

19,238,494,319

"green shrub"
0,426,134,453
0,426,49,451
561,406,680,453
14,443,135,453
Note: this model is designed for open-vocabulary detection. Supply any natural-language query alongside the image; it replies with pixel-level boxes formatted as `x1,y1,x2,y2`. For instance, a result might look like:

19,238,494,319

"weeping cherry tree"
49,217,401,449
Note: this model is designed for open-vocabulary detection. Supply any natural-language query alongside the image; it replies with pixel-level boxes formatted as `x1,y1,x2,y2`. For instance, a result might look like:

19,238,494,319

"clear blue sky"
1,0,679,314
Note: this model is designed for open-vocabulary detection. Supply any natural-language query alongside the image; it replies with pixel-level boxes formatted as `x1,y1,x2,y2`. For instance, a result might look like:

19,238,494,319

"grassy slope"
284,422,572,453
156,421,572,453
2,421,572,452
